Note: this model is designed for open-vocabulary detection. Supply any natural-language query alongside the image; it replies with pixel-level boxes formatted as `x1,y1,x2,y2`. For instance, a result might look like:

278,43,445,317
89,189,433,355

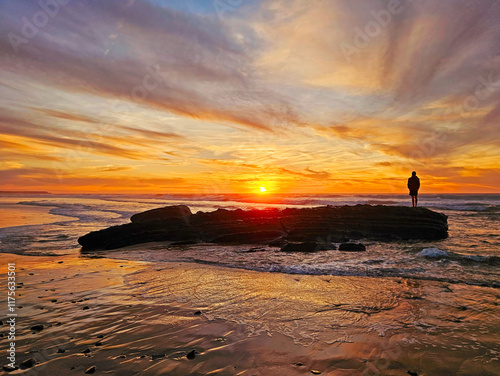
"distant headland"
0,191,50,194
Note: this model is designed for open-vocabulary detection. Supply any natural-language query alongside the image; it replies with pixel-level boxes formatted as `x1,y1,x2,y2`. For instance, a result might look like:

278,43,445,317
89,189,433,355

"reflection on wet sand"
1,254,498,375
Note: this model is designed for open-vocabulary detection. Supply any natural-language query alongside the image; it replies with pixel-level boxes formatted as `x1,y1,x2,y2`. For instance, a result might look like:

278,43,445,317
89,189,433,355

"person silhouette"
407,171,420,207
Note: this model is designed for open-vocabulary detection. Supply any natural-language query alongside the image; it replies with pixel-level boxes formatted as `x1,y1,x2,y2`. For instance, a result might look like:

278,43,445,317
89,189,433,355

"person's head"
412,171,416,177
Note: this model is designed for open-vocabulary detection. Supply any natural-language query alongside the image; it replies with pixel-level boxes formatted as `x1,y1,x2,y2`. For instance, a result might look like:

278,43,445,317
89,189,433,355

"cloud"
0,0,300,133
0,0,499,192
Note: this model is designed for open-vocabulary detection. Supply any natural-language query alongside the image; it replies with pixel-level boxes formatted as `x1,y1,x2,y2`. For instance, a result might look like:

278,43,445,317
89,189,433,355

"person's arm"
407,178,410,189
417,178,420,189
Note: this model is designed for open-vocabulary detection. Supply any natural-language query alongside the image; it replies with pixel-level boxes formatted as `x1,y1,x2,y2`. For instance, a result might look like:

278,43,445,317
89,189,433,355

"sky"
0,0,499,194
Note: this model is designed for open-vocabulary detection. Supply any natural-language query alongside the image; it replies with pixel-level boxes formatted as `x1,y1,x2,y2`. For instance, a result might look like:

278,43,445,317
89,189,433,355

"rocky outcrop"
78,205,448,251
130,205,191,223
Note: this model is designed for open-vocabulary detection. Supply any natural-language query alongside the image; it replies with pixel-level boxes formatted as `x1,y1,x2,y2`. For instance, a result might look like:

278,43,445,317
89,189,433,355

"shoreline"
1,253,498,375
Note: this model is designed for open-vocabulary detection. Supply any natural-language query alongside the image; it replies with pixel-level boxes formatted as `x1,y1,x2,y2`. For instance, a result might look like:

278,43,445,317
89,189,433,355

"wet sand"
0,253,499,375
0,204,77,229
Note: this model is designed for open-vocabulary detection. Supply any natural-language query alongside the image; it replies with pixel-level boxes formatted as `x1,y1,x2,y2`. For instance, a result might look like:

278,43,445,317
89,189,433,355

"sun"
259,186,267,193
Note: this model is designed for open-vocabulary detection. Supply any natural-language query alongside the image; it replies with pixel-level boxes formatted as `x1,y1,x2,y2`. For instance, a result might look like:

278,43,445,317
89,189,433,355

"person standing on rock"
408,171,420,207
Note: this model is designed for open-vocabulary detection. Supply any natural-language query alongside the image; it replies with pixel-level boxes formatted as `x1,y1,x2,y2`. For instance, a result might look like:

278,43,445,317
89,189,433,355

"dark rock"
281,242,322,252
3,364,19,372
97,334,104,338
30,324,44,332
339,243,366,252
407,371,418,376
268,239,287,247
186,350,196,360
20,358,36,369
79,205,448,251
131,205,192,223
82,349,91,354
193,311,202,315
82,306,90,310
209,230,283,243
311,370,321,375
57,348,66,353
95,341,103,346
85,366,97,374
151,354,165,360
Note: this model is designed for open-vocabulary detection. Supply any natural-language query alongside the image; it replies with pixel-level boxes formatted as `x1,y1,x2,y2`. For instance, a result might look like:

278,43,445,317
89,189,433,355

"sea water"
0,193,499,287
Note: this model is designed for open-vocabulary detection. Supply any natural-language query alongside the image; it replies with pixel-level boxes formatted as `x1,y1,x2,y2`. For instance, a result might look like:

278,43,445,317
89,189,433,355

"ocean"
0,193,499,288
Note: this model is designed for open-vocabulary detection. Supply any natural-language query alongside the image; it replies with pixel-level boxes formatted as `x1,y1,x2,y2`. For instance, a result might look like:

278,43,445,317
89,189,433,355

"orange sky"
1,0,499,194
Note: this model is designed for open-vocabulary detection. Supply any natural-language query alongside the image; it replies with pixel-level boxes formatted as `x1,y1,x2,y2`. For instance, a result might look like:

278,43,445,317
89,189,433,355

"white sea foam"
418,248,448,258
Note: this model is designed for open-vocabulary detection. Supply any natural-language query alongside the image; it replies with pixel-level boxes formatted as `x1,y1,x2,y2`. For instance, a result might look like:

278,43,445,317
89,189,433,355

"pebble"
31,324,44,332
193,311,202,315
311,371,321,375
151,354,165,360
3,364,19,372
85,365,97,374
57,348,66,353
20,358,36,369
186,350,196,360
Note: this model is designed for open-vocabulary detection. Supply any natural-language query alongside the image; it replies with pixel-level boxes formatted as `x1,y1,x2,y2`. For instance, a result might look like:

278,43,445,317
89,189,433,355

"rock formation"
78,205,448,251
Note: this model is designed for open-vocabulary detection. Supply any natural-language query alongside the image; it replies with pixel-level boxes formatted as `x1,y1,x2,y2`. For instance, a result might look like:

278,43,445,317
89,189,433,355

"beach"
1,252,499,375
0,193,499,375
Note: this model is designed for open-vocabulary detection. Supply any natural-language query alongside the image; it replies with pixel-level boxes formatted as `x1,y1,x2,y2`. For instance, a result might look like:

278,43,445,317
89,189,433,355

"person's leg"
411,195,415,207
415,195,418,207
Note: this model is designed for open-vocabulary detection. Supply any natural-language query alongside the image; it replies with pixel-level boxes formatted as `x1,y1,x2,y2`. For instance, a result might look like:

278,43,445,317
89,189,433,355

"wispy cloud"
0,0,499,192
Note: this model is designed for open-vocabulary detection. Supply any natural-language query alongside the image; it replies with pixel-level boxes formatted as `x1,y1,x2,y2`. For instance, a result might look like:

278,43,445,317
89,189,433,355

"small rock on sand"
311,370,321,375
20,358,36,369
85,365,97,374
186,350,196,359
3,364,19,372
30,324,44,332
151,354,165,360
